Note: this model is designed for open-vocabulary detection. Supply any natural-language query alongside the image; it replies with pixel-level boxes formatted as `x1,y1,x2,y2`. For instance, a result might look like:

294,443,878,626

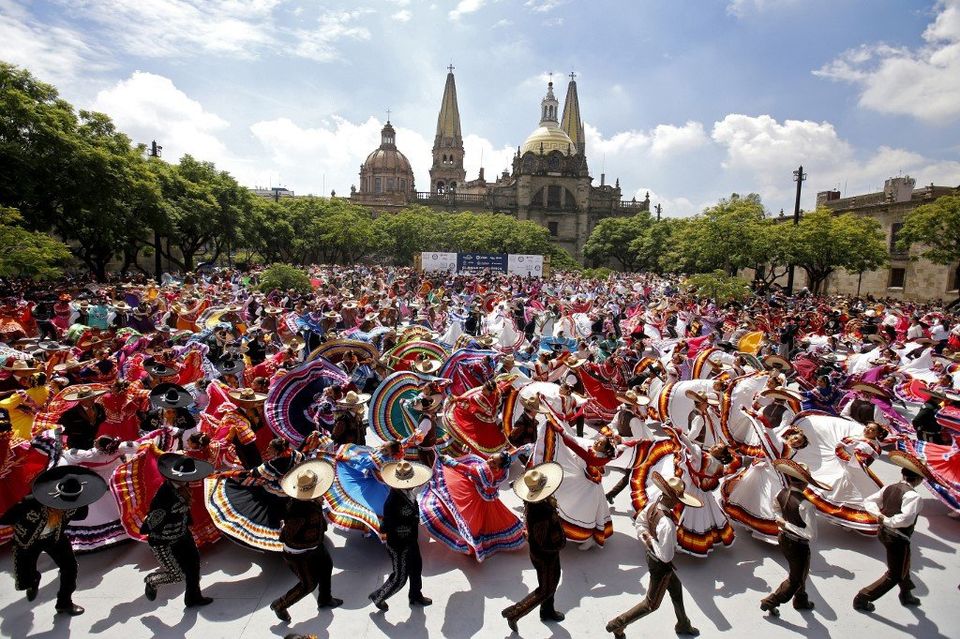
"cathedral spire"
430,66,466,195
561,71,585,158
435,65,462,141
539,79,559,125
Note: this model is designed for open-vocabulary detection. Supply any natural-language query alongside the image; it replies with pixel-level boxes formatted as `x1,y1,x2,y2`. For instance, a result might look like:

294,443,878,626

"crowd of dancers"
0,265,957,636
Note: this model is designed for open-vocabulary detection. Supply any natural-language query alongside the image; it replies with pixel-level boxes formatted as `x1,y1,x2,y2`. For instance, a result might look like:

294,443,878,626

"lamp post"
148,140,163,278
785,165,806,295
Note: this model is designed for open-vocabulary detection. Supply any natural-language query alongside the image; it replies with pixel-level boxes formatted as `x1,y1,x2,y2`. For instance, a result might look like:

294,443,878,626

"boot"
270,600,291,622
409,594,433,606
55,599,84,616
899,592,921,607
501,608,518,633
318,596,343,609
540,609,565,622
675,620,700,636
853,596,875,613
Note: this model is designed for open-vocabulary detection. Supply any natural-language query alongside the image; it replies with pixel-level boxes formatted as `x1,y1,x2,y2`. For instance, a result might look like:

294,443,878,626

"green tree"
897,194,960,267
0,208,71,279
673,194,770,275
786,208,887,294
683,270,753,303
258,263,313,294
582,213,653,271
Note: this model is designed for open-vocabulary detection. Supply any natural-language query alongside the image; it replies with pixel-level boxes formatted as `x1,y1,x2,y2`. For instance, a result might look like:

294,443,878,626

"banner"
507,254,543,277
421,252,458,272
457,253,508,274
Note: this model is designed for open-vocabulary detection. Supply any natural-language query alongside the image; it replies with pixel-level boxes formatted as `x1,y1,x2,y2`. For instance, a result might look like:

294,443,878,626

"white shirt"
863,483,922,529
930,324,949,341
839,400,890,427
635,501,677,563
772,488,818,541
906,324,924,340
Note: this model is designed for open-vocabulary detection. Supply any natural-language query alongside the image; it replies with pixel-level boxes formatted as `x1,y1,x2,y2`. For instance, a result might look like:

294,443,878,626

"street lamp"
785,165,806,295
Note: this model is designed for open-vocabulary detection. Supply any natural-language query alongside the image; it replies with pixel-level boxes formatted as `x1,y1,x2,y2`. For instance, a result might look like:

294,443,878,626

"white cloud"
492,18,513,28
463,134,515,181
0,2,109,86
649,121,708,157
392,9,412,22
92,72,230,164
633,188,701,218
814,0,960,123
726,0,799,17
292,10,372,62
710,113,960,205
449,0,485,21
525,0,567,12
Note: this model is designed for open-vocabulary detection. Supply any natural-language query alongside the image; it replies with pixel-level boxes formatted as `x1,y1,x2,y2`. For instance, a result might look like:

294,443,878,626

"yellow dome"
520,123,574,155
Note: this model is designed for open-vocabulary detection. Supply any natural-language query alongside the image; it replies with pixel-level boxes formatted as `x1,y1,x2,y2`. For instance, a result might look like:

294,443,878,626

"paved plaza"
1,457,956,639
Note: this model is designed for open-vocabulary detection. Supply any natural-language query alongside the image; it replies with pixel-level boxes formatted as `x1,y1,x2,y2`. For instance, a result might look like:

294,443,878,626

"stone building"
818,177,959,301
351,120,416,208
351,69,649,259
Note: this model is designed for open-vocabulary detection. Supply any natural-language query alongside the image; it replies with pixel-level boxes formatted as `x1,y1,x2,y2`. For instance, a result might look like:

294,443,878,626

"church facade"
350,69,649,259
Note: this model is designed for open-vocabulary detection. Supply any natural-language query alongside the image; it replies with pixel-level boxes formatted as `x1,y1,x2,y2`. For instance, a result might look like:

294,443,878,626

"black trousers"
609,553,690,630
574,415,585,438
147,535,202,601
37,320,57,340
606,469,631,500
14,535,77,606
762,533,811,607
503,549,561,620
370,541,422,603
858,529,913,602
274,545,333,609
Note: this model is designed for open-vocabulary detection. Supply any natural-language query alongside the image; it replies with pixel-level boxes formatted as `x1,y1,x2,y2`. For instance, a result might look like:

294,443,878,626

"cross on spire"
447,63,455,73
569,71,576,81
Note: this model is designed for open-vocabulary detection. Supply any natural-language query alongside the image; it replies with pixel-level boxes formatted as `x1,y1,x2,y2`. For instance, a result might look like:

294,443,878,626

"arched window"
436,181,445,194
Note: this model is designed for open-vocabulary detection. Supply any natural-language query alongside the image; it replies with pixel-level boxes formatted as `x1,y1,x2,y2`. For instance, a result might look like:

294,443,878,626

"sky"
2,0,960,216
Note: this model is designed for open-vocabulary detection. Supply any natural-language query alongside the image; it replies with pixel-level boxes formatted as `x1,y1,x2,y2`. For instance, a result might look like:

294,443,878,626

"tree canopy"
897,195,960,265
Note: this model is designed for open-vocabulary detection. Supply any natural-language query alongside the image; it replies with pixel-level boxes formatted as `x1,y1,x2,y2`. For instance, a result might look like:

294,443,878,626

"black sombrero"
32,465,108,510
157,453,214,482
149,382,194,409
216,354,245,376
144,360,178,378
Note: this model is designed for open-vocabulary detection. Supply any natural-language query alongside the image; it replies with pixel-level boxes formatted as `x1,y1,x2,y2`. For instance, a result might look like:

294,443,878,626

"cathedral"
350,68,649,259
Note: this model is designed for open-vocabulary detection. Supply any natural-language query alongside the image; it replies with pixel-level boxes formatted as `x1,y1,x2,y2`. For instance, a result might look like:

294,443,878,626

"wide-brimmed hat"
149,382,193,409
564,356,586,369
411,355,442,375
62,385,107,402
322,311,340,320
772,458,832,491
144,361,179,378
111,301,132,312
215,355,245,376
37,341,70,353
157,453,214,482
763,354,793,372
651,471,703,508
513,462,563,503
336,390,370,410
852,381,891,399
32,465,108,510
475,335,495,348
888,450,936,483
264,306,284,315
341,301,358,310
760,387,802,403
280,460,335,500
3,359,40,375
380,460,432,489
685,389,720,407
520,394,549,414
616,390,650,408
865,334,886,344
411,395,441,413
228,387,268,404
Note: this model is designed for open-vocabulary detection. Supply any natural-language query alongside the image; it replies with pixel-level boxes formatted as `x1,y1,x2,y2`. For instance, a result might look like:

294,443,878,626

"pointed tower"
430,65,466,194
560,72,586,164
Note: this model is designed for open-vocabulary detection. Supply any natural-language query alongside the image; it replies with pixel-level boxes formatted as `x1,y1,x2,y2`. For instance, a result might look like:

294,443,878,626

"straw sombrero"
62,385,107,402
772,458,832,491
520,394,549,414
3,359,40,375
280,460,335,500
851,382,891,399
411,355,442,375
760,387,802,403
336,390,370,410
763,354,793,372
651,471,702,508
380,460,432,490
888,450,936,483
685,389,720,407
513,462,563,503
228,387,268,404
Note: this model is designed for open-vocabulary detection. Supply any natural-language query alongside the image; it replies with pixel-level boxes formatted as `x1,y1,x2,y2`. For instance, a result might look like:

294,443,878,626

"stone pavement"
0,457,956,639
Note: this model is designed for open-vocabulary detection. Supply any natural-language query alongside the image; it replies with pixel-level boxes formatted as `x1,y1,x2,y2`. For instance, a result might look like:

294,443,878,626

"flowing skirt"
320,445,389,535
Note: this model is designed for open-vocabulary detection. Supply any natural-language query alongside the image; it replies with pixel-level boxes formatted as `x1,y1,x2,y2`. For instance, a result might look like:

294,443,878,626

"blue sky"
2,0,959,215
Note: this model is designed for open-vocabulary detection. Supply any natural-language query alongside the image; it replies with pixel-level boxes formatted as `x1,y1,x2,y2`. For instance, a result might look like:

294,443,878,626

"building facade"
818,177,959,301
350,70,649,259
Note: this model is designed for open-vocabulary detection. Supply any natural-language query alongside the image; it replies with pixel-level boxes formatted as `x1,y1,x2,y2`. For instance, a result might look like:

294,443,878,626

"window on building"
547,185,562,208
387,178,395,191
888,267,906,289
400,179,406,191
950,263,960,292
890,222,905,254
548,222,559,237
375,177,382,193
436,181,445,194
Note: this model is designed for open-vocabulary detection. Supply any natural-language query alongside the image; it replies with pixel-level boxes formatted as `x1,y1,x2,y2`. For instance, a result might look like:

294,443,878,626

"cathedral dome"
357,121,415,195
520,81,576,156
363,122,413,173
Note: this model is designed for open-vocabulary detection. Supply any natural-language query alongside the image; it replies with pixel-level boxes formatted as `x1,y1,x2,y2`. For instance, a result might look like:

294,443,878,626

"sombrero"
475,335,495,347
772,458,832,491
144,361,178,378
157,453,214,482
888,450,937,483
763,354,793,372
411,355,442,375
37,340,70,352
280,460,335,500
3,359,40,375
616,390,650,407
520,394,549,414
149,383,194,409
760,387,802,403
341,301,358,310
111,301,132,312
336,390,370,410
32,465,108,510
228,387,268,404
651,471,702,508
564,356,586,369
264,306,284,315
513,462,563,503
411,395,442,414
851,381,891,399
380,460,432,490
216,355,245,376
62,385,107,402
685,389,720,407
